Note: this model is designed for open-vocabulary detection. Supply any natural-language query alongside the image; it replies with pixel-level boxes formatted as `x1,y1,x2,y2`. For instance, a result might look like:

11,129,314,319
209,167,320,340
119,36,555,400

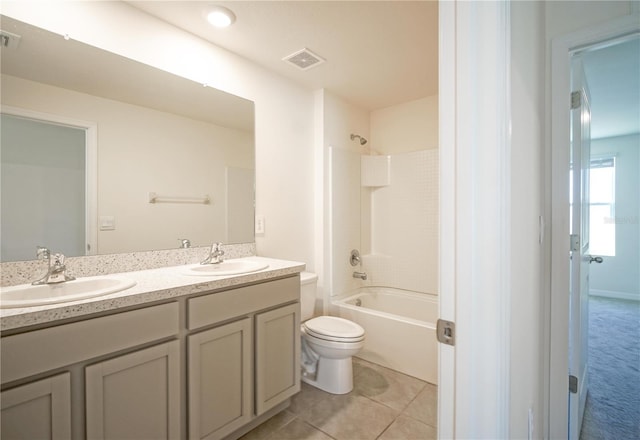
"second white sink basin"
0,276,137,309
183,259,269,276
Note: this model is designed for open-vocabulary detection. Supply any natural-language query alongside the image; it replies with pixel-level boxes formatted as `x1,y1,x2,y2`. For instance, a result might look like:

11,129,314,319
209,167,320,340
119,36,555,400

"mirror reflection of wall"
1,114,86,261
0,16,255,262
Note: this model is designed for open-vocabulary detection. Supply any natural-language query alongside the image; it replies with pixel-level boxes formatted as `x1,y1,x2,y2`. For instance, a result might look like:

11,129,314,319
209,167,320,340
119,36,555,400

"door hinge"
570,234,580,252
571,91,581,109
569,375,578,393
437,319,455,346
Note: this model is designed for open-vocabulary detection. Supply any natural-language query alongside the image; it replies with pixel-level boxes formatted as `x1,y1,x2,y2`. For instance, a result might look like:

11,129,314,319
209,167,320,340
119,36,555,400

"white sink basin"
183,260,269,276
0,276,137,309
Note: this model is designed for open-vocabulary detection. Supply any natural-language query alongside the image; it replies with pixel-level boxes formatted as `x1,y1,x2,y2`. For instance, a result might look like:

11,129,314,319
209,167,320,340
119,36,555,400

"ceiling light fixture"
206,6,236,28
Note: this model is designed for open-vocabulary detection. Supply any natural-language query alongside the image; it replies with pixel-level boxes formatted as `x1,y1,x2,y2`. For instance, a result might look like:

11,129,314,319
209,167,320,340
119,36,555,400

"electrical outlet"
255,215,265,235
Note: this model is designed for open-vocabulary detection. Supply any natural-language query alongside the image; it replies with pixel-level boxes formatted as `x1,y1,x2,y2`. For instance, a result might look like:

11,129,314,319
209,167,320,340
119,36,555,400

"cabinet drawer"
188,276,299,330
1,302,179,384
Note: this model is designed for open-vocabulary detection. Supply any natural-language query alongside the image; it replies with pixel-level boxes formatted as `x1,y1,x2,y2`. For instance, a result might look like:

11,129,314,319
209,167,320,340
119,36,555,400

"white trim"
438,1,511,438
437,2,456,437
1,105,98,256
547,13,640,440
590,289,640,302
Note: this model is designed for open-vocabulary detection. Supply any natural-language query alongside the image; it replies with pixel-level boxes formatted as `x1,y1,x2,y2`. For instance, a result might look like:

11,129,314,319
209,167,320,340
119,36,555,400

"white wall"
2,0,316,267
370,95,438,154
590,134,640,299
510,2,545,437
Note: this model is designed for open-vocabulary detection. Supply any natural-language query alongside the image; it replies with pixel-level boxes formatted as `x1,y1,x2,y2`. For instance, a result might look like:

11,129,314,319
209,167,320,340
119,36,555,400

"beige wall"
370,95,438,154
2,1,316,266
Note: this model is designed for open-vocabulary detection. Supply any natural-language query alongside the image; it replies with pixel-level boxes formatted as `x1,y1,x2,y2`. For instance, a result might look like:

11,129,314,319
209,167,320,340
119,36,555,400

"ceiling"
126,1,639,140
126,0,439,112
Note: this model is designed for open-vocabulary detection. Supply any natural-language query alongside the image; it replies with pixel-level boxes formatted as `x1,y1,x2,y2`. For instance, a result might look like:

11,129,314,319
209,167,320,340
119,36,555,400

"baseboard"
590,289,640,301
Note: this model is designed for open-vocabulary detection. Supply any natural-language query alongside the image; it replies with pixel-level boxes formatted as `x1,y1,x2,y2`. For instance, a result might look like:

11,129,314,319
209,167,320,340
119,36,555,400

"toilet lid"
303,316,365,342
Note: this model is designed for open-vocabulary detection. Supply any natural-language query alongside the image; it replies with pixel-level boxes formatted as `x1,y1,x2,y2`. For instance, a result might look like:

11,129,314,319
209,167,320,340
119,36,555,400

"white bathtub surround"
332,287,438,384
364,149,439,295
0,243,255,287
361,155,391,187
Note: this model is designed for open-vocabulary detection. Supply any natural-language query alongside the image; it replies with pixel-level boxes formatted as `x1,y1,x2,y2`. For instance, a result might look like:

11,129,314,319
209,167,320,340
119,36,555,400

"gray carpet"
579,296,640,440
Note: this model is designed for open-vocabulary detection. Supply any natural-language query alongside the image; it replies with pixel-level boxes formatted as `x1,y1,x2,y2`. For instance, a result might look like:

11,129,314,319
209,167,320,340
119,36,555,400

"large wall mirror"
0,16,255,262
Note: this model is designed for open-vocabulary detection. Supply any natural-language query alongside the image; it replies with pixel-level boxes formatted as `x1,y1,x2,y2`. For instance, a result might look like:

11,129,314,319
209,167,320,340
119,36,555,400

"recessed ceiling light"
206,6,236,28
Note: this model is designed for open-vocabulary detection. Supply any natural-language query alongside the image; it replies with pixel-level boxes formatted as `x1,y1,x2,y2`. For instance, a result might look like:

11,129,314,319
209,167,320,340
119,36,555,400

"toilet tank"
300,271,318,321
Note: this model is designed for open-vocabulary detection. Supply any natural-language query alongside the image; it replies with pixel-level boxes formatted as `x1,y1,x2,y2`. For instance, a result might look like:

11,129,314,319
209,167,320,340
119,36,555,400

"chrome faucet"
178,238,191,249
32,247,76,285
353,271,367,280
201,242,225,265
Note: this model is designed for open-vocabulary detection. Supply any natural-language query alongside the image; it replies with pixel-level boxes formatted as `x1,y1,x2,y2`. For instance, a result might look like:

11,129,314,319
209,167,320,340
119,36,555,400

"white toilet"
299,272,365,394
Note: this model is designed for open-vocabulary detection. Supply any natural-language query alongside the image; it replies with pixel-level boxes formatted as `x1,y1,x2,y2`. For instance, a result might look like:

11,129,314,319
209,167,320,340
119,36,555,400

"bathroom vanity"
0,257,303,440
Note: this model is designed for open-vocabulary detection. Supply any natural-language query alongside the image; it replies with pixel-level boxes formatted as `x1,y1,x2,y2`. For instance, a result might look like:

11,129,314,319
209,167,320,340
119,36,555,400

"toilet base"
301,356,354,394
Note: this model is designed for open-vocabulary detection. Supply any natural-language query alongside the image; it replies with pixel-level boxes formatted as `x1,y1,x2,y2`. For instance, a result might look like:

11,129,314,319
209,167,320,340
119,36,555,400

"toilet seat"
302,316,365,343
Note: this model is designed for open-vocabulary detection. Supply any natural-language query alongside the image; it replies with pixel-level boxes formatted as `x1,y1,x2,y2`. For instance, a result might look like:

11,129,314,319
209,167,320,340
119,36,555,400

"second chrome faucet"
201,242,225,265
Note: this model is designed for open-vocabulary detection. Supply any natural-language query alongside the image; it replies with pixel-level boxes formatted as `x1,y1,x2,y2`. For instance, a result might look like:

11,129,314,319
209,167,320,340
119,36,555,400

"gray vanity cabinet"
0,373,72,440
1,273,301,440
85,340,181,440
188,318,252,440
186,275,300,440
0,302,179,440
255,303,301,416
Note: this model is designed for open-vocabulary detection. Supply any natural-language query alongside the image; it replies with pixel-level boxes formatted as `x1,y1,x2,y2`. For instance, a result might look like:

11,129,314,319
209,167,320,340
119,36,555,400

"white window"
589,156,616,256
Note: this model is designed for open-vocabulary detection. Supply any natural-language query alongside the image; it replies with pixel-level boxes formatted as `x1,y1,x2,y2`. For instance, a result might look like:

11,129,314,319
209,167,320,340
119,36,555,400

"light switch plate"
255,215,265,235
99,216,115,231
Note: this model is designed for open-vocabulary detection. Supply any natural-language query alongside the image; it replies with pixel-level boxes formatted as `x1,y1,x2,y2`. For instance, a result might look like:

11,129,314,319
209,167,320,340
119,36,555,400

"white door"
568,57,591,440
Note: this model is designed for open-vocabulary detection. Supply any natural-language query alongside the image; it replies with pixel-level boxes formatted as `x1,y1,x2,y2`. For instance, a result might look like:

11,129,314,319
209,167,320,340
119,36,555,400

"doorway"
578,34,640,439
0,107,98,261
549,16,640,440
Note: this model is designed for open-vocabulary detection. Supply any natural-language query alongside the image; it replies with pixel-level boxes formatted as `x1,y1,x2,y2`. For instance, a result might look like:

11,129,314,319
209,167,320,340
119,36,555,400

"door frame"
547,13,639,439
438,1,511,438
0,105,98,256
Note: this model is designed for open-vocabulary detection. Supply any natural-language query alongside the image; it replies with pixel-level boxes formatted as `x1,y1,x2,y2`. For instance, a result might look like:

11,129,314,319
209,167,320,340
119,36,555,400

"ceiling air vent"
0,30,21,50
283,48,325,71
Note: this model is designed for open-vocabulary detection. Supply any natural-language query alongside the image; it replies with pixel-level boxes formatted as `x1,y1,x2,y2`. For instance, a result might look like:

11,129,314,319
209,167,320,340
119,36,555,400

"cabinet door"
188,318,252,440
255,303,301,415
85,340,180,440
1,373,71,440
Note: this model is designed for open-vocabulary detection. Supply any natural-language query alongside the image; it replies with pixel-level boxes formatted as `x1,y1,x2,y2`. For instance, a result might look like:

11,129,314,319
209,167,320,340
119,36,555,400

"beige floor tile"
265,418,334,440
297,393,398,440
402,383,438,428
378,415,437,440
239,410,297,440
289,382,335,415
352,358,427,411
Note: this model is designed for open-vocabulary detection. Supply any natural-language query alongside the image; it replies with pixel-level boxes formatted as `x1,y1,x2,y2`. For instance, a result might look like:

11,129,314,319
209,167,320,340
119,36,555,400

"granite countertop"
0,256,305,332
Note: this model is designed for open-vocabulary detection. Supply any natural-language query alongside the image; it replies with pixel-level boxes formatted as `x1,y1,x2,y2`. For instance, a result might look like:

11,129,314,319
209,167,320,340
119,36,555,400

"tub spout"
353,271,367,280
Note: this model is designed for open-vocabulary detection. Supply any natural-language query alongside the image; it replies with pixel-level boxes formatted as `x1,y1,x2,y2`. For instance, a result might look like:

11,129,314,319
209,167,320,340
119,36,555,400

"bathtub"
331,287,438,384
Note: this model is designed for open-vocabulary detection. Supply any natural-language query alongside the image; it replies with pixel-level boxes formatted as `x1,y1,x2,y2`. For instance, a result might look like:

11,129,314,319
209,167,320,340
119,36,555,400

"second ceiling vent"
283,48,325,71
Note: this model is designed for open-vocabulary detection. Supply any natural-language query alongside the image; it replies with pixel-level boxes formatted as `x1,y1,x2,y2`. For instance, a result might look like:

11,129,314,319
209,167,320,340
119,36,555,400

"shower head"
350,133,368,145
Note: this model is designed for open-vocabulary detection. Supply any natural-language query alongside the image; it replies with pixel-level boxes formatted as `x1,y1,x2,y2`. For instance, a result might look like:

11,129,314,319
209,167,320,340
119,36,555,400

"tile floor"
241,357,438,440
